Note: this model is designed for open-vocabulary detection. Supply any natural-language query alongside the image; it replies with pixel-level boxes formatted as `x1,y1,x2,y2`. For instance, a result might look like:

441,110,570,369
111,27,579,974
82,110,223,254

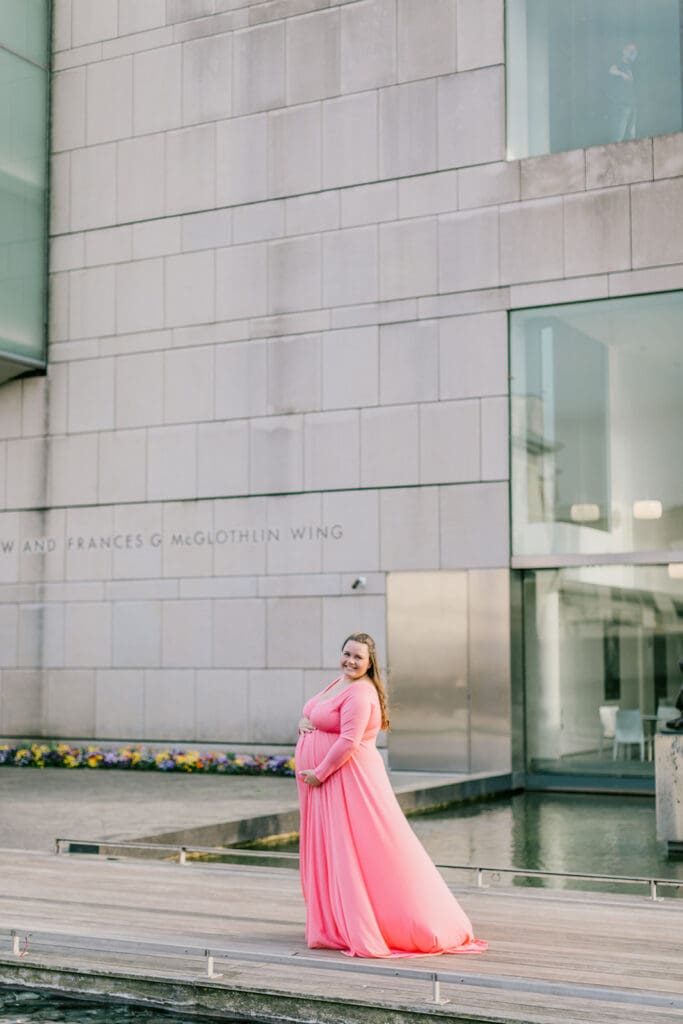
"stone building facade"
1,0,682,784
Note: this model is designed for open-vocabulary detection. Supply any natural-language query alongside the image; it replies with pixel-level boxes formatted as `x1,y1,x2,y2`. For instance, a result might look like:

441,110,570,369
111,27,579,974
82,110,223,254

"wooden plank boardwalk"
1,849,682,1024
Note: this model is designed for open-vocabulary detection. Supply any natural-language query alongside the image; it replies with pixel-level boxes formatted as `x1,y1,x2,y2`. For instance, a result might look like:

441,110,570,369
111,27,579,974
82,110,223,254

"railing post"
11,932,29,958
427,973,447,1005
650,879,660,901
476,867,485,888
205,950,222,979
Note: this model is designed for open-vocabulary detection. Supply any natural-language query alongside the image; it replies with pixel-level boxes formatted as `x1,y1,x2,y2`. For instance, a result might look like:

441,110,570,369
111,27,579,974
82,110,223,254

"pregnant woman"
296,631,487,958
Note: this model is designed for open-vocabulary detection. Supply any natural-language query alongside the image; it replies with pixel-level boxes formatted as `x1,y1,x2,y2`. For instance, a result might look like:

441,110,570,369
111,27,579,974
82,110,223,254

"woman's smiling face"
340,639,370,680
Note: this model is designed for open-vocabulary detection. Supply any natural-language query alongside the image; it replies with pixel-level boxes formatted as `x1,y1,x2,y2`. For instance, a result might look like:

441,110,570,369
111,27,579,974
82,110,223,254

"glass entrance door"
522,565,683,784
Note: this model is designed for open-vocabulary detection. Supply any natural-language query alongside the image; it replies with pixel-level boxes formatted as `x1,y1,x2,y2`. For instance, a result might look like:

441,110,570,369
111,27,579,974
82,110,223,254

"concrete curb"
0,959,495,1024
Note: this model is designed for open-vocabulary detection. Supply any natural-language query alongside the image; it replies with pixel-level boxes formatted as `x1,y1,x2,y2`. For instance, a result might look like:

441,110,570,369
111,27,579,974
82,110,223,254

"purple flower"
0,742,296,776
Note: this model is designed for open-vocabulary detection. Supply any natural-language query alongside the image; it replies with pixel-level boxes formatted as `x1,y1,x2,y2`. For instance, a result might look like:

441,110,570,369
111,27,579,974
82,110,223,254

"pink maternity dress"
295,678,488,958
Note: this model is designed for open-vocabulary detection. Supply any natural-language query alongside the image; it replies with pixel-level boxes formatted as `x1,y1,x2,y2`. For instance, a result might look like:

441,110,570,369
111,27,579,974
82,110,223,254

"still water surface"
0,988,235,1024
272,790,683,894
409,790,683,895
2,792,681,1022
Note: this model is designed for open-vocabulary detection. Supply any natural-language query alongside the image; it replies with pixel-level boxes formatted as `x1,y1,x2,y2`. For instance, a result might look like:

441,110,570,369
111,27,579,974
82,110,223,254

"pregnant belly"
295,728,336,770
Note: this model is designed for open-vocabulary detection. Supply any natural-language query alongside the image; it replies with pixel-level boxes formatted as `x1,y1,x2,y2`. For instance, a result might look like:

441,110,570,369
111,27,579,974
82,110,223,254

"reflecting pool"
270,790,683,896
0,988,239,1024
408,791,683,896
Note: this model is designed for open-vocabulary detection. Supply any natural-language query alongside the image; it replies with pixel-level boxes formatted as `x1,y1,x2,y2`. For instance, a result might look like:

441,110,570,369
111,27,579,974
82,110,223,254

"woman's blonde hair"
342,632,390,731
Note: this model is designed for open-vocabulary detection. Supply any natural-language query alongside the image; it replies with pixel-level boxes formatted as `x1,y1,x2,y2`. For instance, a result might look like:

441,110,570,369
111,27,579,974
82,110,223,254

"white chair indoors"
598,705,618,757
613,709,645,761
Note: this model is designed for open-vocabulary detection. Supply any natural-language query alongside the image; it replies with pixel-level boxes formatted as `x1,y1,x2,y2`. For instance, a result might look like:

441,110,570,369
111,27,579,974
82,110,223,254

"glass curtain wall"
507,0,683,158
523,566,683,780
0,0,50,383
510,292,683,561
511,292,683,783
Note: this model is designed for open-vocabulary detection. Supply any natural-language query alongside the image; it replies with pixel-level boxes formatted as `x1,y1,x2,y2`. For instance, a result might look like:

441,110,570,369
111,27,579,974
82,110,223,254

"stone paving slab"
0,770,299,852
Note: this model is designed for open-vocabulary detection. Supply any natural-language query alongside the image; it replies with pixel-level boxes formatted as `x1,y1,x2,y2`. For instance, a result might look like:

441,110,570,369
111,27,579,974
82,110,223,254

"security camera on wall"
351,577,367,590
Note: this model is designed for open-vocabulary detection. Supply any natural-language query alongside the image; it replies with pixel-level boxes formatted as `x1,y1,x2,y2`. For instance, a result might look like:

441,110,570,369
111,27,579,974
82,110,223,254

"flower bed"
0,743,295,775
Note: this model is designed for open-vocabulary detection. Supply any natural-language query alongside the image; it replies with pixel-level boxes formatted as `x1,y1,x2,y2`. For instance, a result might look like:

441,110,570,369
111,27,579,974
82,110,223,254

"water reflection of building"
0,1,682,792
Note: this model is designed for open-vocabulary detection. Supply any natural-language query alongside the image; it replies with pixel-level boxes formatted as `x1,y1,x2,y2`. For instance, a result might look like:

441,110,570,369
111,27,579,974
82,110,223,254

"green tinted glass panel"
0,12,48,368
510,292,683,557
0,0,48,65
507,0,683,157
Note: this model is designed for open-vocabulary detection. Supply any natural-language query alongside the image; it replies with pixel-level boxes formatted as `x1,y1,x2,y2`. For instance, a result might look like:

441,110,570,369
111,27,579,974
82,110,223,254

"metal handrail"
54,837,298,864
436,863,683,902
2,927,683,1011
54,837,683,901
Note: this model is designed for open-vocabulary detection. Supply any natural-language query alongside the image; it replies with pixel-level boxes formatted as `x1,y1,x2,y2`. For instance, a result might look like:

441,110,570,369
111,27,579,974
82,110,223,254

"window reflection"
0,1,49,383
510,292,683,558
523,566,683,779
507,0,683,158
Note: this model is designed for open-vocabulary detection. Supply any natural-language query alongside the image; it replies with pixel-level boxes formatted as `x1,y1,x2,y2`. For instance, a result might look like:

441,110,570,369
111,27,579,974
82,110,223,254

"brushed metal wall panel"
387,571,470,771
468,568,512,773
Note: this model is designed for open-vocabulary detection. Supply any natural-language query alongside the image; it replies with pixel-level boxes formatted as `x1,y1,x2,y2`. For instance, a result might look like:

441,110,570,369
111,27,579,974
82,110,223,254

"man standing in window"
608,42,639,143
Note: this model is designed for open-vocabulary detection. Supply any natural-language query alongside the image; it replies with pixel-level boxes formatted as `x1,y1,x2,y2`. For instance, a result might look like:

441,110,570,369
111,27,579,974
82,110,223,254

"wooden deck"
1,848,682,1023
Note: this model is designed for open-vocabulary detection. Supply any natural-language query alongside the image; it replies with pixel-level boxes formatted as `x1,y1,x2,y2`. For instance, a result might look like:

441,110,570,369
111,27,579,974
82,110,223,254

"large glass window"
523,565,683,782
507,0,683,158
0,0,49,384
511,292,683,559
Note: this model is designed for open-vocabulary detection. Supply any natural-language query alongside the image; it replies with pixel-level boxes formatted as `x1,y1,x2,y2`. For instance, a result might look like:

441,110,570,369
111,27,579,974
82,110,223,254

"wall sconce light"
570,503,600,523
633,500,663,520
667,563,683,580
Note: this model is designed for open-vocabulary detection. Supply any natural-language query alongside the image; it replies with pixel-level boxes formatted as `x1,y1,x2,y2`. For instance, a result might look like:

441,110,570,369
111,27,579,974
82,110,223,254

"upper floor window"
506,0,683,159
510,291,683,560
0,0,49,384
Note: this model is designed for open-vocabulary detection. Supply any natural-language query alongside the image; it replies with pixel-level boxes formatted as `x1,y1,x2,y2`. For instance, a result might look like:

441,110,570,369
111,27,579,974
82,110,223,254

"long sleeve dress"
295,677,488,958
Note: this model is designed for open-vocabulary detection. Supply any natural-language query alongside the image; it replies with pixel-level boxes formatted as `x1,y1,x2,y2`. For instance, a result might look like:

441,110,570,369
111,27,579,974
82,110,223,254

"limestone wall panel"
286,8,341,105
45,669,96,736
456,0,503,70
196,669,249,742
143,669,196,739
31,0,682,747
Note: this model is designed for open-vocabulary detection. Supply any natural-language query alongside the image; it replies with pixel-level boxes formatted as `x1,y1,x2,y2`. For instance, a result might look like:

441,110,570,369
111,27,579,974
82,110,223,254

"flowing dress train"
295,678,488,958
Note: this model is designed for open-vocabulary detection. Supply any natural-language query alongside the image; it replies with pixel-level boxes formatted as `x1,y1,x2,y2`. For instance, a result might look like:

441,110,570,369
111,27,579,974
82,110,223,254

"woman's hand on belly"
298,715,315,734
298,769,322,787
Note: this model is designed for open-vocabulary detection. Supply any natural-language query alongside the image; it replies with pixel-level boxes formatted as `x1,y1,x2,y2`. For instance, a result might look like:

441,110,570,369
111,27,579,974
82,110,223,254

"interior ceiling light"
633,500,663,520
570,503,600,523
